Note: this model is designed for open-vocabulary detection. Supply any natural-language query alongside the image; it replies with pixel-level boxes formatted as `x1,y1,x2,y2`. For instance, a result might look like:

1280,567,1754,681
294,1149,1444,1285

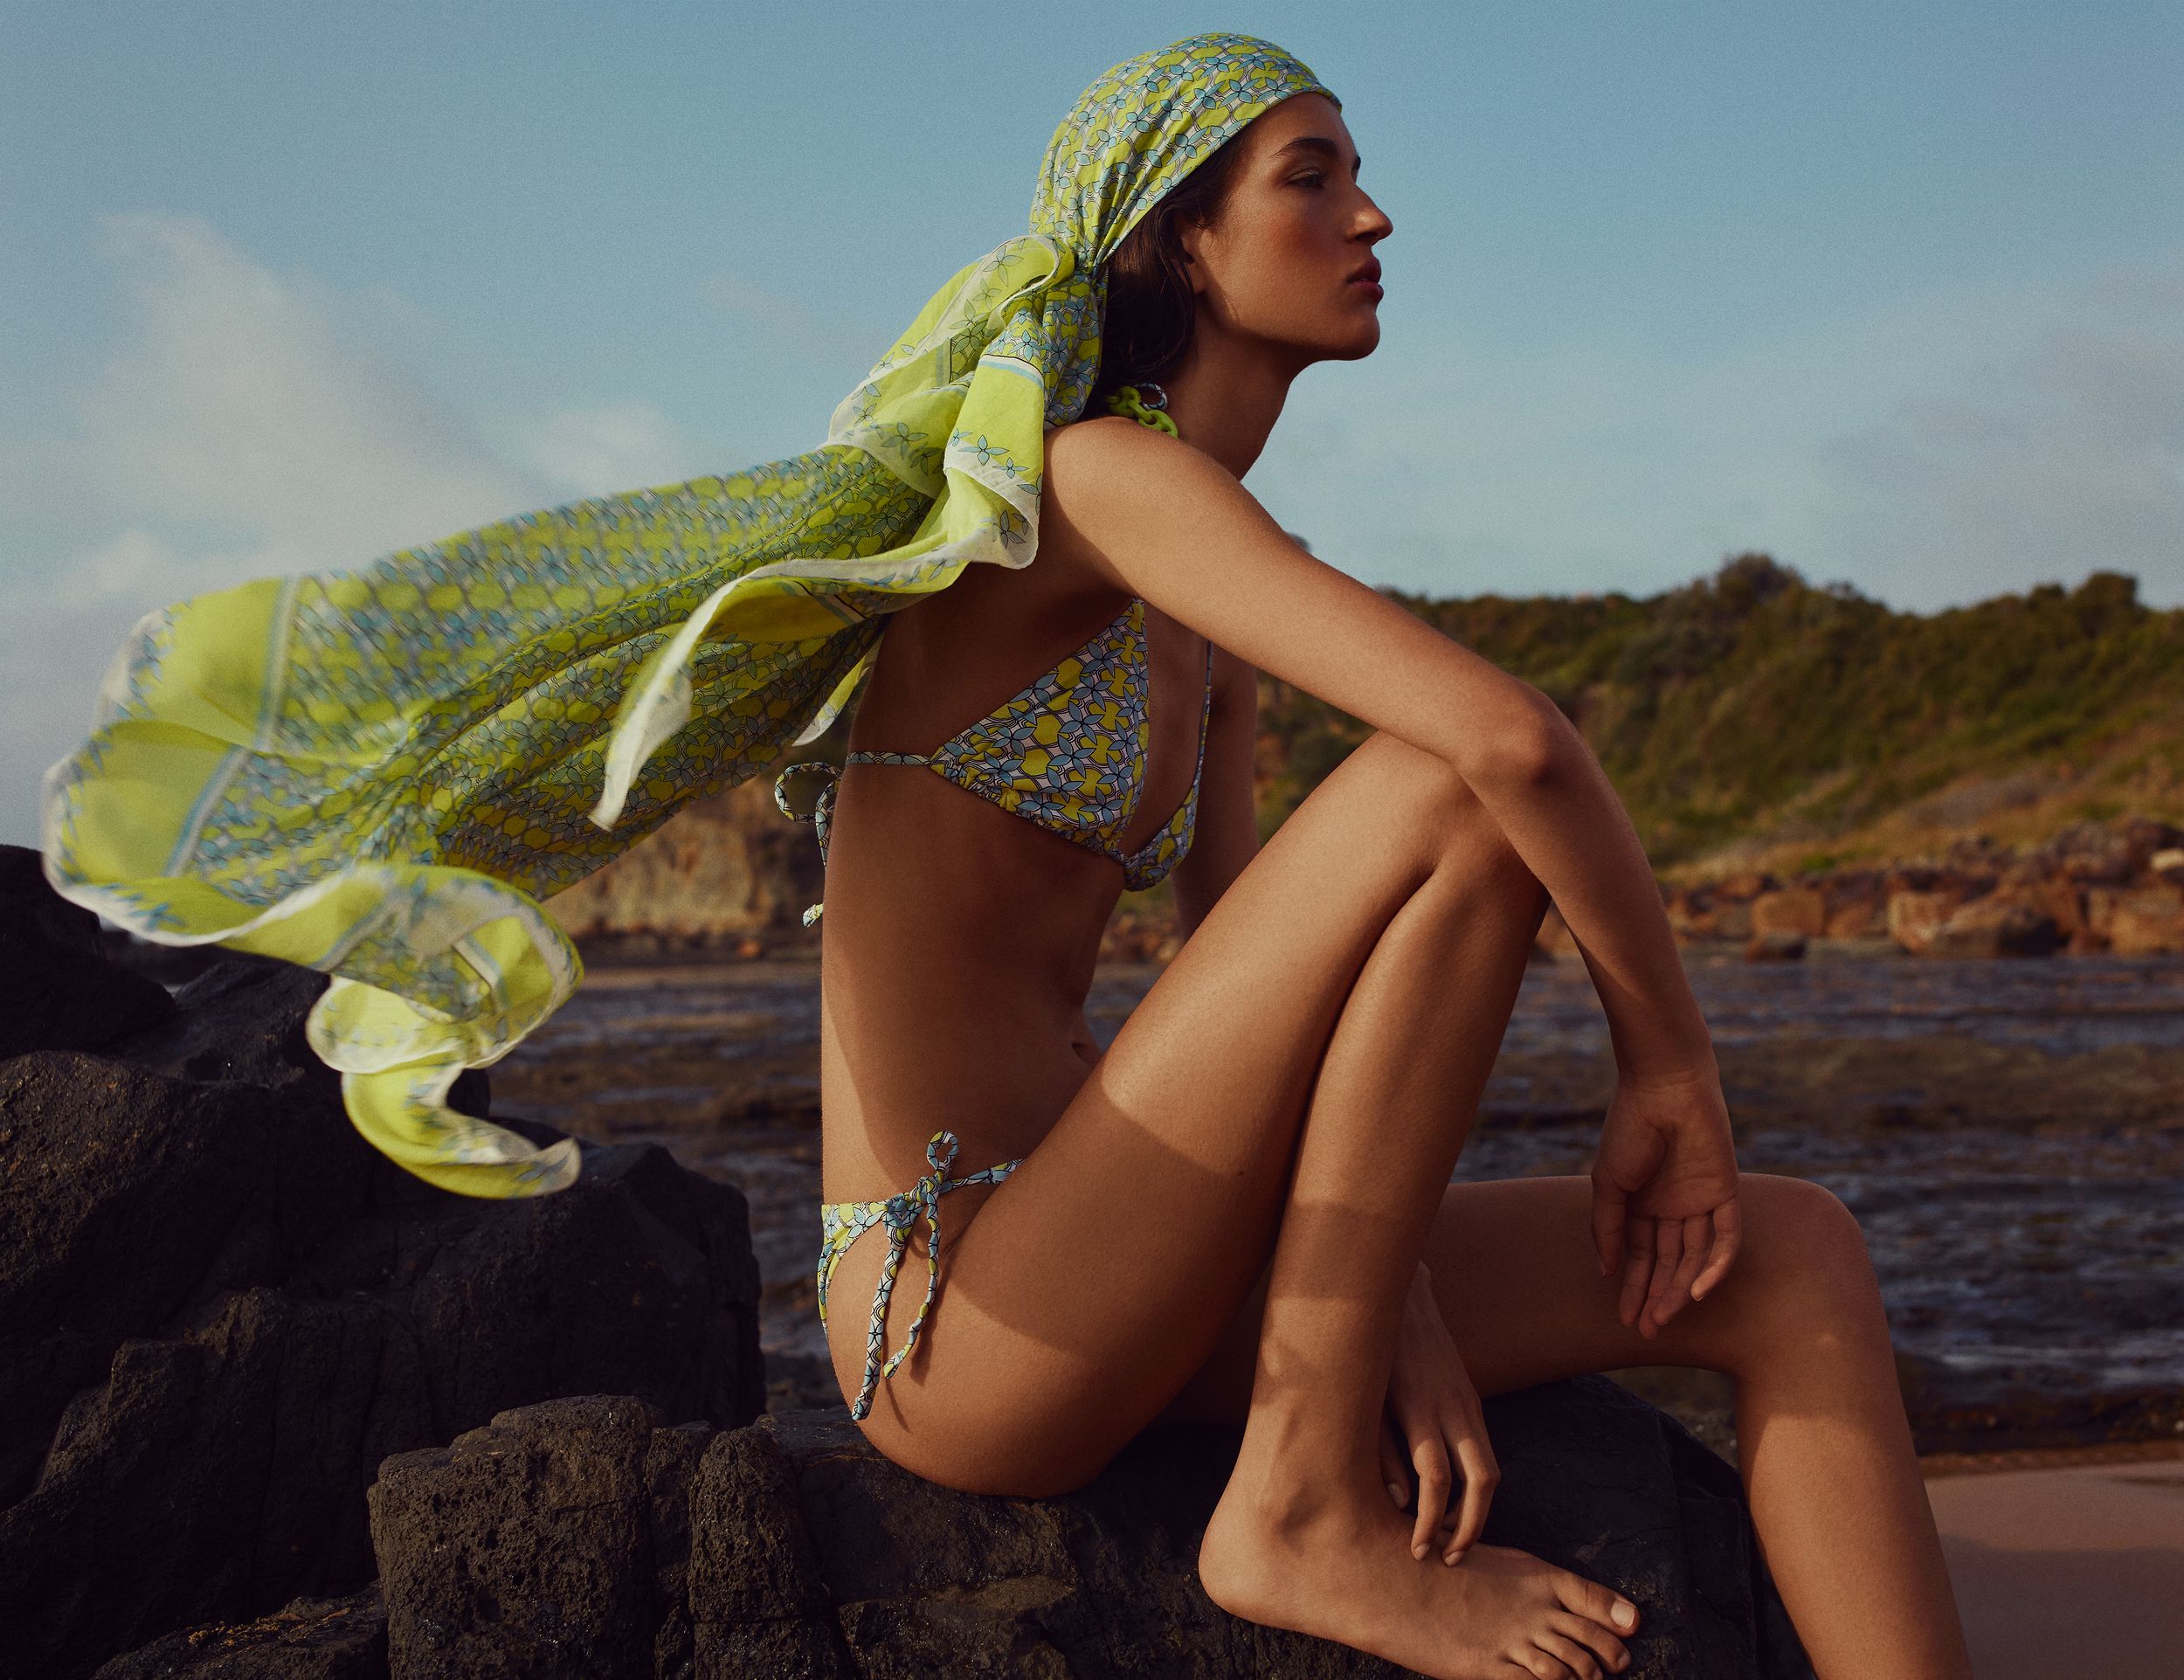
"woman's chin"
1324,317,1383,361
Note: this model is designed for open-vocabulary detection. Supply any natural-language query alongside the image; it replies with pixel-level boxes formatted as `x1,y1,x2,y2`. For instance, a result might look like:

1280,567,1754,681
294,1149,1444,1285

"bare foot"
1199,1473,1639,1679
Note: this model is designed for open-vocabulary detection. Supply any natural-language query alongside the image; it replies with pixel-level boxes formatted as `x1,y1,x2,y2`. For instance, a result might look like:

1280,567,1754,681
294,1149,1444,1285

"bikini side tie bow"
849,1129,962,1421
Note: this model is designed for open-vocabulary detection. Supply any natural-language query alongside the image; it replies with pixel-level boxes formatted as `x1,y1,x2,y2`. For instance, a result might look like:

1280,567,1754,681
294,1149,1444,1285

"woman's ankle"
1220,1409,1384,1537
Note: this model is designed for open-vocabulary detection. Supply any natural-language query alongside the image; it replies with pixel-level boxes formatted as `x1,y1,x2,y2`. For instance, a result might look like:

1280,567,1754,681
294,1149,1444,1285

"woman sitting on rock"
771,38,1973,1680
43,30,1972,1680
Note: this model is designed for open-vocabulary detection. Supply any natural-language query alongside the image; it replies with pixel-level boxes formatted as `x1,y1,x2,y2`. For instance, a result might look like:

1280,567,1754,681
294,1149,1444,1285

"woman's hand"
1379,1261,1498,1566
1590,1059,1743,1338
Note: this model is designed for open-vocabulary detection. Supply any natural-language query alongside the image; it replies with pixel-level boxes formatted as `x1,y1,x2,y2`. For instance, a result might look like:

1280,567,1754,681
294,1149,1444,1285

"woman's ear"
1176,217,1210,296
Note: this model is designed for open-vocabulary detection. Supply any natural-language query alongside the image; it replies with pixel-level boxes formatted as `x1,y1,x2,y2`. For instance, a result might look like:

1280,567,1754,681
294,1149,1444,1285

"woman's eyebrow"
1272,135,1361,172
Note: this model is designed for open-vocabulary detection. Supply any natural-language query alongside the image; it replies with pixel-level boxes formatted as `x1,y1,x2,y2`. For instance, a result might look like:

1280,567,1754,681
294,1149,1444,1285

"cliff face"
542,764,2184,966
544,772,822,951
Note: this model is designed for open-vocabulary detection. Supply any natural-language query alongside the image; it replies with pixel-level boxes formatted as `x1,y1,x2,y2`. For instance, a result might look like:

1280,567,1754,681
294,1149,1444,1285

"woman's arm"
1043,418,1712,1080
1169,644,1262,940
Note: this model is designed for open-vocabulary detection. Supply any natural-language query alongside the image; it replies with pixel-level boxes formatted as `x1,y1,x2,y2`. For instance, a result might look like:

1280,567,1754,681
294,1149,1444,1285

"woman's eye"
1290,173,1324,188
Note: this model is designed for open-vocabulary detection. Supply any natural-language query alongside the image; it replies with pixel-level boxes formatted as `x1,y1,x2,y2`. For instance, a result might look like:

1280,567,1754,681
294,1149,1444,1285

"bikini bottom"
816,1128,1024,1421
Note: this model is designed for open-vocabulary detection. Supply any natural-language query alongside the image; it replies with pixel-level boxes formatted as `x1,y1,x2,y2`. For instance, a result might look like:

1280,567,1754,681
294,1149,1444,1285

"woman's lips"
1349,278,1384,299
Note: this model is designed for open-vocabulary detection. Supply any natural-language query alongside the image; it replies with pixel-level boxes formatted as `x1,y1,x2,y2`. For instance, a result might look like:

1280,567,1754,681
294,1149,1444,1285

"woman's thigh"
825,729,1529,1492
1154,1171,1877,1428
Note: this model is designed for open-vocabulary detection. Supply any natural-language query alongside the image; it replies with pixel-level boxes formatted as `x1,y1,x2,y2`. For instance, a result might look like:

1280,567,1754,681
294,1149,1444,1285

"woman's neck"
1152,328,1309,480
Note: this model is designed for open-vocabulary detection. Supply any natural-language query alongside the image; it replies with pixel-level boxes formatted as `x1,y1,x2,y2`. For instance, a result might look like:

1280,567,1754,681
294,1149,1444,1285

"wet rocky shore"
481,940,2184,1465
11,814,2180,1674
0,845,1814,1678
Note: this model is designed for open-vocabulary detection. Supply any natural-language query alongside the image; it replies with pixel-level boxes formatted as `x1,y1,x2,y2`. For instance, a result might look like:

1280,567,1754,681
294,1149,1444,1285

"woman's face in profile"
1180,92,1394,366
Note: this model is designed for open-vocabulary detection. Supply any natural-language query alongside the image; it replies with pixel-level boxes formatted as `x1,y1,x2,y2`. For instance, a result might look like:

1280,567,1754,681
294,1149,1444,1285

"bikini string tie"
848,1128,965,1422
772,759,844,926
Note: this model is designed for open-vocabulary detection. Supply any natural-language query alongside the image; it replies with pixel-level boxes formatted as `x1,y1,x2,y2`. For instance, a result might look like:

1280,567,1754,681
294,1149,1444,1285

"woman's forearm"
1462,695,1715,1081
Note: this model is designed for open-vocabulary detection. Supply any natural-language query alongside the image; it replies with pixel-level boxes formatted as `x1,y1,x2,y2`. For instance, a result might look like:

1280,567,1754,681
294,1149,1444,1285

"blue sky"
3,2,2181,845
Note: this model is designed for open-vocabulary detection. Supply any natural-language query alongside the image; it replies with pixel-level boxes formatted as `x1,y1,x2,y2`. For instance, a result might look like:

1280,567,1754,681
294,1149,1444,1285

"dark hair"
1088,129,1254,409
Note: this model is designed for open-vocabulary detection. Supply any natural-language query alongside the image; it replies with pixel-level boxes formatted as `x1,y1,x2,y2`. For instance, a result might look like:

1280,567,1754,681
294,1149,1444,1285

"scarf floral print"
38,33,1337,1199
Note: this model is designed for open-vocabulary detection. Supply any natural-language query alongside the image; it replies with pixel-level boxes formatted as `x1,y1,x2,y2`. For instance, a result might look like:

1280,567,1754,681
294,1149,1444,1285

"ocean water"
491,950,2184,1407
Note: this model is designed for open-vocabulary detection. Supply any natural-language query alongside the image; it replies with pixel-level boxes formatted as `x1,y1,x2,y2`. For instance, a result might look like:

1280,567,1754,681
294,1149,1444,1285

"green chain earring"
1103,380,1180,437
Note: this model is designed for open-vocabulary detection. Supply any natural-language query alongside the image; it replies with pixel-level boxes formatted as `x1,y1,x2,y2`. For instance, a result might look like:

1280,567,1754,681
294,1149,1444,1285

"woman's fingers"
1616,1216,1655,1326
1444,1425,1499,1562
1640,1218,1686,1336
1654,1213,1711,1327
1380,1409,1412,1509
1691,1196,1743,1300
1409,1435,1453,1559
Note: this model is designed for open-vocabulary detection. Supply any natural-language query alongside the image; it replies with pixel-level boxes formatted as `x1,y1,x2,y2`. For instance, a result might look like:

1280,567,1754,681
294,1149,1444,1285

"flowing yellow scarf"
38,32,1337,1198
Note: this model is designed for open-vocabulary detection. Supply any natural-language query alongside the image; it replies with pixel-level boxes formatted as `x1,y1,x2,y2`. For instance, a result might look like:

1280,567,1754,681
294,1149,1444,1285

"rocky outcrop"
1648,817,2184,960
453,722,2184,968
1748,888,1826,938
90,1587,388,1679
0,847,766,1680
0,846,176,1056
351,1379,1812,1680
84,1391,1831,1680
84,1383,1823,1679
2101,884,2184,954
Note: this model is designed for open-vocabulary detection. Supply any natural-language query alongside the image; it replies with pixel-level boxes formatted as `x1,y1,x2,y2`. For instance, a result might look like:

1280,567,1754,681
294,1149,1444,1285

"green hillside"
1259,557,2184,874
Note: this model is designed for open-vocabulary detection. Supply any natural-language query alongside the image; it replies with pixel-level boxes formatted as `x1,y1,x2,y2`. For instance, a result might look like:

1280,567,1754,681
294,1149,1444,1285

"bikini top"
774,596,1215,925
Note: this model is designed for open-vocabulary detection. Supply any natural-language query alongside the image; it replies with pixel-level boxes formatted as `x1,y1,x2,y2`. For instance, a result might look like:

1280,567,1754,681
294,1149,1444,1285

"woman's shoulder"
1042,411,1167,464
1041,413,1259,523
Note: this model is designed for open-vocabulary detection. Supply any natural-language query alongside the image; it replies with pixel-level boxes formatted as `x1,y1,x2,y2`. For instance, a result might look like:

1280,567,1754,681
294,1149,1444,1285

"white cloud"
705,267,831,340
520,401,691,501
0,212,695,844
60,213,543,577
1809,263,2184,611
1254,257,2184,612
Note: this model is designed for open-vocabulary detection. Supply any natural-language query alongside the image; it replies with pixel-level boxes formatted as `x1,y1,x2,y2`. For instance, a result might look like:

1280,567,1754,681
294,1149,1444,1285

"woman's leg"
830,730,1640,1677
1171,1173,1975,1680
821,727,1519,1483
1191,805,1656,1680
1436,1174,1972,1680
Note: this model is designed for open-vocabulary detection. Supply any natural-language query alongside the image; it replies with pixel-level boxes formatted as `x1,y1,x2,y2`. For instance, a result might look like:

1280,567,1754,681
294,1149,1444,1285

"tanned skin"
812,90,1972,1680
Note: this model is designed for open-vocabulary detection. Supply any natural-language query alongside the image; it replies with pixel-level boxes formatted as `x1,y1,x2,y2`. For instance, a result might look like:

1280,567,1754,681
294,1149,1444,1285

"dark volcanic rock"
365,1381,1812,1680
370,1396,700,1680
0,846,766,1680
88,1587,388,1679
0,845,175,1057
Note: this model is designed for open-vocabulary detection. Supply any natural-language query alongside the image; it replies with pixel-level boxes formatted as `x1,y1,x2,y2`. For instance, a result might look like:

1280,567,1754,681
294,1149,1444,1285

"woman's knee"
1759,1173,1875,1284
1346,731,1538,896
1720,1173,1886,1365
1423,764,1545,916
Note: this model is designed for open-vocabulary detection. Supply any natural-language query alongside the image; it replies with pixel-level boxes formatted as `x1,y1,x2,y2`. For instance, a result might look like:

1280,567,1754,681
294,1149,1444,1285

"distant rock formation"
1660,818,2184,960
544,774,812,956
533,759,2184,967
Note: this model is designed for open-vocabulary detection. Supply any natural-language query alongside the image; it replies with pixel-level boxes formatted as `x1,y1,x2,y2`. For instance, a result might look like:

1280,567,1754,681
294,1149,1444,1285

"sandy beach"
1925,1442,2184,1677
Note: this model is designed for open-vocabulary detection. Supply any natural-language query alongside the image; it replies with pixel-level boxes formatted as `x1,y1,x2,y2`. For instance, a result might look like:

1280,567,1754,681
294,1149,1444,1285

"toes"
1515,1649,1576,1680
1552,1570,1640,1637
1552,1609,1629,1672
1537,1630,1606,1679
